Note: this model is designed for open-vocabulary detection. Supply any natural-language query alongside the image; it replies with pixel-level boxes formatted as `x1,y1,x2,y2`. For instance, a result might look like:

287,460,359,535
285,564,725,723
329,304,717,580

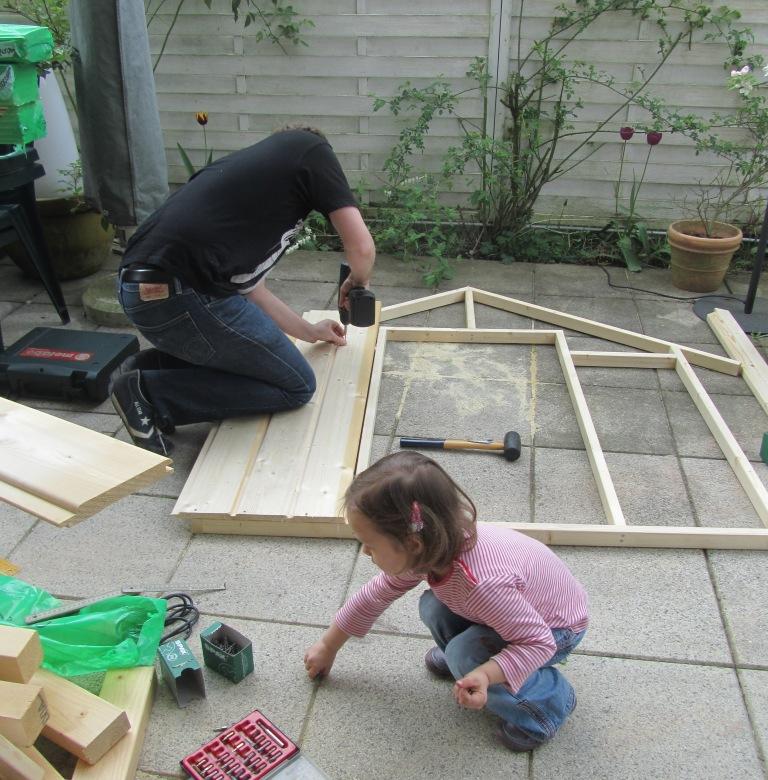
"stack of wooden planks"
0,624,155,780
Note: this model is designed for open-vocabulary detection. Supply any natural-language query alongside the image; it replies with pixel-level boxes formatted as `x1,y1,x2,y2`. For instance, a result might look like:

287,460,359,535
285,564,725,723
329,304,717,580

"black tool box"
0,327,138,401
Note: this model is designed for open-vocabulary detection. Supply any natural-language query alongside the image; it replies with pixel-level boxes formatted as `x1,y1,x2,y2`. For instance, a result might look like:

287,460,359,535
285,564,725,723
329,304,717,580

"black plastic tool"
338,260,376,328
400,431,522,462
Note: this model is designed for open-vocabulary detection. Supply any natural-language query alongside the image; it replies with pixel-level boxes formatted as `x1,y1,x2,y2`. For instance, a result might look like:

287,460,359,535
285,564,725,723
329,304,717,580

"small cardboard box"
200,622,253,683
157,638,206,707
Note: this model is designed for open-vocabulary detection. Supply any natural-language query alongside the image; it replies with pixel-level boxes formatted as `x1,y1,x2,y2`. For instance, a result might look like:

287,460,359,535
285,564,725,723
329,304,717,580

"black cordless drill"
337,260,376,333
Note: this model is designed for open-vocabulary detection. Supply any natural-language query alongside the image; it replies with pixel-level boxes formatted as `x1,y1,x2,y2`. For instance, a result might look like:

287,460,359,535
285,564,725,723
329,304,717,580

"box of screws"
200,621,254,683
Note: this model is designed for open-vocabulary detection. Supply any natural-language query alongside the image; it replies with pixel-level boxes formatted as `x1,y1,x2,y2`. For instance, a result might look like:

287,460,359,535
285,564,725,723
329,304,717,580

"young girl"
304,451,589,752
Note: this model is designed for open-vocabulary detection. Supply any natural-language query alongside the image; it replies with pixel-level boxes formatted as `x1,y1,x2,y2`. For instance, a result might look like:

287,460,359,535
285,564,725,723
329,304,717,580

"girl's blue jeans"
419,589,585,745
118,278,316,427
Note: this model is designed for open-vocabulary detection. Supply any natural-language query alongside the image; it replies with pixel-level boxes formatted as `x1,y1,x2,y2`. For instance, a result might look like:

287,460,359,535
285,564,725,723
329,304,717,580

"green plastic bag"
0,24,54,63
0,575,166,677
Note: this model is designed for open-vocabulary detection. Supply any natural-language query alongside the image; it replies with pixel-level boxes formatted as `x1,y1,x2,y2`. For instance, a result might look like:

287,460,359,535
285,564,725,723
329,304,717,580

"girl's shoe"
423,647,453,679
496,721,547,752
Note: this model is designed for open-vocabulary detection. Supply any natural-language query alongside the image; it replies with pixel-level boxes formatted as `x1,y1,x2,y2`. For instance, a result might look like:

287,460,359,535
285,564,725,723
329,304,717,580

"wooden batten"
0,680,48,746
33,669,130,766
0,734,44,780
20,746,65,780
0,625,43,684
72,667,156,780
380,287,467,321
0,398,172,527
570,351,678,369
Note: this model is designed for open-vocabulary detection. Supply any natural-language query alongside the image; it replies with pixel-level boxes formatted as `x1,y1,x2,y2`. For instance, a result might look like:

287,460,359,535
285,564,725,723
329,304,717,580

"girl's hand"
304,640,338,679
310,319,346,346
453,671,490,710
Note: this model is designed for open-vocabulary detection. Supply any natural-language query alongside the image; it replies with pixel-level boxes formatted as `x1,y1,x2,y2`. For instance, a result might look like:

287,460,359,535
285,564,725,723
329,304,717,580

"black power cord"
159,592,200,643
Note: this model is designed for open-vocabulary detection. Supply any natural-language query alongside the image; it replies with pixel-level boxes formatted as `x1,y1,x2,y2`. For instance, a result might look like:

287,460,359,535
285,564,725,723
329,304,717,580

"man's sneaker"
110,369,172,456
116,350,175,433
424,646,453,680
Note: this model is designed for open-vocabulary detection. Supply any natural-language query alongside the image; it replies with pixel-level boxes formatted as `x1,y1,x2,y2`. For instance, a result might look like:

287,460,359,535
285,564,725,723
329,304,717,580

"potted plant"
7,159,114,279
666,62,768,292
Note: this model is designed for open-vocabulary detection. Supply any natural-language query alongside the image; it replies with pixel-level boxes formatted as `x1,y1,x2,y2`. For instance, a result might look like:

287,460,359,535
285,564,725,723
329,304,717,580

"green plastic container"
0,24,54,63
0,63,39,105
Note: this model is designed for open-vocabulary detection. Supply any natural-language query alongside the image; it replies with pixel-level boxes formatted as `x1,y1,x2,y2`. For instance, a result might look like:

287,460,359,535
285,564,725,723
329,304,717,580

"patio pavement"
1,248,767,780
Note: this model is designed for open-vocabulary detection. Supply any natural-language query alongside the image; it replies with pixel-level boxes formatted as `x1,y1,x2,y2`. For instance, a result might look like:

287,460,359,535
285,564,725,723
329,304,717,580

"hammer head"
503,431,522,462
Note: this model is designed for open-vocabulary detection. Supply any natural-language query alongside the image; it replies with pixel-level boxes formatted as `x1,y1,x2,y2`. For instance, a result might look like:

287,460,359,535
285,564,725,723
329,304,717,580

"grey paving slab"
377,284,434,309
0,263,48,302
636,298,718,344
473,302,534,328
373,373,405,436
31,274,91,306
395,375,532,446
558,547,731,663
681,457,768,529
0,302,91,344
14,391,115,415
535,449,694,527
269,248,341,282
628,264,728,300
140,619,320,777
265,279,337,311
534,263,634,298
303,632,525,780
44,409,123,436
536,336,659,389
740,670,768,763
0,300,21,319
708,550,768,668
172,535,359,624
532,294,643,335
535,383,674,454
537,655,764,780
0,502,36,555
437,257,535,297
9,494,187,597
663,389,767,461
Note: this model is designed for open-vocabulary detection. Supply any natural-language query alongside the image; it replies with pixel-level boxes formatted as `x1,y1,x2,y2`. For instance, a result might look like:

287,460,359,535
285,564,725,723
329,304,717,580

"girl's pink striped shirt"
335,523,589,692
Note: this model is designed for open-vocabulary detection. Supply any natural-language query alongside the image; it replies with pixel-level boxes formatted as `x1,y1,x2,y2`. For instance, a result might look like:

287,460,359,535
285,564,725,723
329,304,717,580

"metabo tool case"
0,327,138,401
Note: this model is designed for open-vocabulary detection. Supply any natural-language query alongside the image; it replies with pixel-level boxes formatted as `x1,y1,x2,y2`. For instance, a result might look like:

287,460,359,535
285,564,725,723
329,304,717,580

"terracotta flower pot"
667,219,743,293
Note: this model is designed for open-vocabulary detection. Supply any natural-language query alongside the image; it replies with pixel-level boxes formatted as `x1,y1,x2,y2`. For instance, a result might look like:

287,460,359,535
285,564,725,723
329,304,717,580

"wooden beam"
188,517,355,538
380,288,468,321
33,669,130,766
464,288,476,329
487,522,768,549
555,332,625,525
0,399,172,527
0,625,43,684
0,733,44,780
707,308,768,419
570,351,678,369
72,667,155,780
19,747,65,780
385,327,558,344
356,326,388,474
471,288,741,375
672,347,768,527
0,681,48,746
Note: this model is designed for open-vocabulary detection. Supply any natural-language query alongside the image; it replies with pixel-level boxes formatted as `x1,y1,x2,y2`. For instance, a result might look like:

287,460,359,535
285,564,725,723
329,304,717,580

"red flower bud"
646,131,662,145
619,126,634,140
195,111,209,126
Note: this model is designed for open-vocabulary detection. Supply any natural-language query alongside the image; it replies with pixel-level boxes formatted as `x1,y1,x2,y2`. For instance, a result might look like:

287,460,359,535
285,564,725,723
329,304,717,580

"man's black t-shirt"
122,130,358,296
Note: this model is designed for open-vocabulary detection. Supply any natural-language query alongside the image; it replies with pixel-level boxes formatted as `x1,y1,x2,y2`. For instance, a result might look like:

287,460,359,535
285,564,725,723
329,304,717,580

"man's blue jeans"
118,279,316,427
419,590,585,744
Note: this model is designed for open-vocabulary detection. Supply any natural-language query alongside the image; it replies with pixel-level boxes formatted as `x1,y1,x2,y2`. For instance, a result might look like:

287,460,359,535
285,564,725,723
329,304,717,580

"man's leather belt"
121,266,175,284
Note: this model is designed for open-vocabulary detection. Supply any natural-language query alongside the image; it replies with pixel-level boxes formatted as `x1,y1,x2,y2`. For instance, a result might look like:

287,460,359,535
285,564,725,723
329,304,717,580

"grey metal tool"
25,592,121,624
121,583,226,594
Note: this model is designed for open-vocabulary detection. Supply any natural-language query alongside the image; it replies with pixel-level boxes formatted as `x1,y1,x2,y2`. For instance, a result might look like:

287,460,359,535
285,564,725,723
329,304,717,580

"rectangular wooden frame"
354,290,768,550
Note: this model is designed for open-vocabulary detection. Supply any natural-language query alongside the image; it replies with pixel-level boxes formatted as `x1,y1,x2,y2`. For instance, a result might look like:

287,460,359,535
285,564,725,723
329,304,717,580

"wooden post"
0,680,48,746
0,733,44,780
0,625,43,684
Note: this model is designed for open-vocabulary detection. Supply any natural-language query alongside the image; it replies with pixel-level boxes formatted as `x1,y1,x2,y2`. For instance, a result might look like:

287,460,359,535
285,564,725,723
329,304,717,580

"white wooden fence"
149,0,768,226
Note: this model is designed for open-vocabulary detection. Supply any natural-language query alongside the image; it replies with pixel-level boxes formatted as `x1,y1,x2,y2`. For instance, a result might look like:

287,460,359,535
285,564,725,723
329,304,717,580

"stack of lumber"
0,624,155,779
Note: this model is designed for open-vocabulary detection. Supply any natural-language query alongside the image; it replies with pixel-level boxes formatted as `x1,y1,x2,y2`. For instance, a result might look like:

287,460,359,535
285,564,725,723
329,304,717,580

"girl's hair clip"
409,500,424,533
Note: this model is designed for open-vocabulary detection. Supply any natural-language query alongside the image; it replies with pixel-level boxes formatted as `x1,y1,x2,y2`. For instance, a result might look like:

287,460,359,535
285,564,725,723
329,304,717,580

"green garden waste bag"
0,575,166,677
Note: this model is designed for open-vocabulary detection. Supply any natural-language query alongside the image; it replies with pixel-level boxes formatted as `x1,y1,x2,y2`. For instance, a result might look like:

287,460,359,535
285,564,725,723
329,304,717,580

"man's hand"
304,639,339,679
453,670,490,710
310,319,346,346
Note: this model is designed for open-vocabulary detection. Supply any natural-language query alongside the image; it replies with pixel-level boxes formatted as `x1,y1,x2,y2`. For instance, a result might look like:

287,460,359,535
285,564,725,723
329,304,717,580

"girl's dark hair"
344,451,477,574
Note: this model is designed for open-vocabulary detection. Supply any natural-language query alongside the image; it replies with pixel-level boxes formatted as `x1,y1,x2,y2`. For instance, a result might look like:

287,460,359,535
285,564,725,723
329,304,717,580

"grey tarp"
69,0,168,225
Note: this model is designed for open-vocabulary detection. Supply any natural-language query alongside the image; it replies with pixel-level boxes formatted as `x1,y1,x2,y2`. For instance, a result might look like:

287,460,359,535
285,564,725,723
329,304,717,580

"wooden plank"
471,288,741,375
570,351,678,369
0,734,43,780
356,327,389,474
464,288,476,328
672,347,768,527
486,522,768,549
708,308,768,419
555,332,625,525
187,517,355,538
0,399,172,527
72,667,155,780
380,288,468,321
385,327,558,344
0,681,48,746
0,626,42,684
33,670,130,766
19,747,64,780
